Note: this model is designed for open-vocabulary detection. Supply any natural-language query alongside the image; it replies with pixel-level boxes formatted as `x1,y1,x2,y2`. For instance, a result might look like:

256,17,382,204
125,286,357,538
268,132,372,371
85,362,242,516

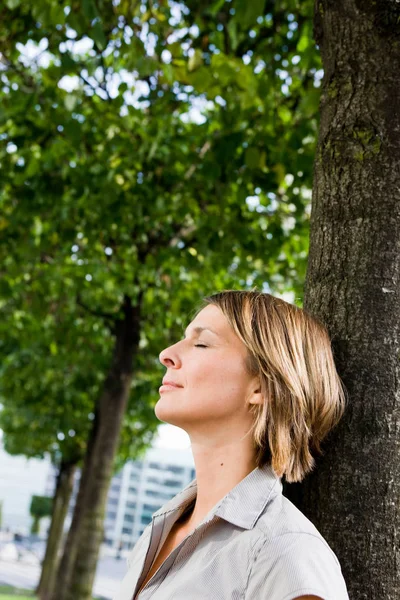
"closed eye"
194,344,208,348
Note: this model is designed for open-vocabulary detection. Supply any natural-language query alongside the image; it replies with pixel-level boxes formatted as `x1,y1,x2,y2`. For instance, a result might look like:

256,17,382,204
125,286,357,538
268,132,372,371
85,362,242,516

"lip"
159,379,183,393
162,379,183,388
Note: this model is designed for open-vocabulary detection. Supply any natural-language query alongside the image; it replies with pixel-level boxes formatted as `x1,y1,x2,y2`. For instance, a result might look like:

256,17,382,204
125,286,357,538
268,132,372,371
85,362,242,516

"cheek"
188,354,248,395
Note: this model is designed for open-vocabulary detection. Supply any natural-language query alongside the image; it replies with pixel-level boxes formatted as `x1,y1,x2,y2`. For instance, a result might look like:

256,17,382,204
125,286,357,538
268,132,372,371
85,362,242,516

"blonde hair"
203,290,347,483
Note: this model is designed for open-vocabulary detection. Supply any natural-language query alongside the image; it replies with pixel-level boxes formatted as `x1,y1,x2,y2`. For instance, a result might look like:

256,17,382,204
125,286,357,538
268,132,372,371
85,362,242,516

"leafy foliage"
0,0,319,510
30,495,53,519
30,494,53,534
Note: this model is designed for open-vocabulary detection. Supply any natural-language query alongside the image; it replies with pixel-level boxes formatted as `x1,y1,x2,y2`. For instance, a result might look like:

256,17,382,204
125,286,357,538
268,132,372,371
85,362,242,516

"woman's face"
156,304,261,440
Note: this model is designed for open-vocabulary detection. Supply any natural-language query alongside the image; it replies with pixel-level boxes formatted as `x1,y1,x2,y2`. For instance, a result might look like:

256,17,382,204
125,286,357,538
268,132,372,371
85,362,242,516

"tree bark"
37,460,76,600
287,2,400,599
54,294,142,600
51,404,99,600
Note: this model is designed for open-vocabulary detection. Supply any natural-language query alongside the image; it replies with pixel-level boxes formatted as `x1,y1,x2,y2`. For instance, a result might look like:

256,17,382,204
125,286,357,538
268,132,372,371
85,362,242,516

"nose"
159,343,182,369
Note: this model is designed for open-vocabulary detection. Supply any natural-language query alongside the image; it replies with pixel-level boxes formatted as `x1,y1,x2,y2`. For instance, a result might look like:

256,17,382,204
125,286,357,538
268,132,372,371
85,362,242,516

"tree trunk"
51,404,99,600
54,295,142,600
31,516,40,535
288,2,400,599
37,460,76,600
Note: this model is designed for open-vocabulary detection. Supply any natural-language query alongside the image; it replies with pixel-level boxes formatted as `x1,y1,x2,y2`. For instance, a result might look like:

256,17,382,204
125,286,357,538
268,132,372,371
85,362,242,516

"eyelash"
194,344,208,348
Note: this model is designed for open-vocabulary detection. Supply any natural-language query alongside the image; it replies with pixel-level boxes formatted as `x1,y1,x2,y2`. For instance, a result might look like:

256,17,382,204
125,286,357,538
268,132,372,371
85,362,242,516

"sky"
152,423,192,450
0,422,192,451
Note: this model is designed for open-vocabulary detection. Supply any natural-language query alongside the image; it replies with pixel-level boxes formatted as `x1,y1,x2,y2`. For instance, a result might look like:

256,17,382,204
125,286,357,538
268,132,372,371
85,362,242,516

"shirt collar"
152,463,282,530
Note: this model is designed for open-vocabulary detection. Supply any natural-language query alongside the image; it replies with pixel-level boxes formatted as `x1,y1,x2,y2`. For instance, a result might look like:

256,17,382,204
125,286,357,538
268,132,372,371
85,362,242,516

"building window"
145,490,159,498
143,503,159,512
128,486,137,494
167,465,184,475
122,527,132,535
147,476,160,484
106,511,116,520
124,514,134,523
108,497,118,506
145,489,171,500
163,479,181,487
126,501,136,509
148,462,162,470
141,515,152,525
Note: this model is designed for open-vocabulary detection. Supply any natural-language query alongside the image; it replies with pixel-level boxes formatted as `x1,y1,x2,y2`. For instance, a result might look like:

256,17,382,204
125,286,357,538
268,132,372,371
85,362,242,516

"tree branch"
76,293,117,327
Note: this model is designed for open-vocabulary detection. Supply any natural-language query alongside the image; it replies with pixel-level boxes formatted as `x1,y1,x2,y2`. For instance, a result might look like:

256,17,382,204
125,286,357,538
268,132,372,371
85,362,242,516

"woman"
113,290,349,600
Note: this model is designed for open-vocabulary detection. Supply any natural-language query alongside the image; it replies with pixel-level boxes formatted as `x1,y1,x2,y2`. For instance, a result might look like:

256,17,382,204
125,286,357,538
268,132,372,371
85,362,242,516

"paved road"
0,545,128,599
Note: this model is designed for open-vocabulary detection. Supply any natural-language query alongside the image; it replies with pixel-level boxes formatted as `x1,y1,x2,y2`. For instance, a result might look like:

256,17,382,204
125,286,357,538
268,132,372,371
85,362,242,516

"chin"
154,404,187,429
154,400,176,422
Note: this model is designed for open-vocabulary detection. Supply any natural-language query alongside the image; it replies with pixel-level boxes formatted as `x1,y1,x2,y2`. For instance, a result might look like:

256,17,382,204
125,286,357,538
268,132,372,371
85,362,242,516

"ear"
248,377,264,405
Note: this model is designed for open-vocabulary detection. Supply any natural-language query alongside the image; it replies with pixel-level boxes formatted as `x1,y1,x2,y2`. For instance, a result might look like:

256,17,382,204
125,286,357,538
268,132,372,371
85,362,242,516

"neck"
181,440,258,531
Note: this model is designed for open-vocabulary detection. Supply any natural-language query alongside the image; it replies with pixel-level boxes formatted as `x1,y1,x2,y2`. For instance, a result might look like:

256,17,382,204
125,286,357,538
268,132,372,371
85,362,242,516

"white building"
1,425,195,549
0,437,52,534
43,435,195,551
104,446,195,551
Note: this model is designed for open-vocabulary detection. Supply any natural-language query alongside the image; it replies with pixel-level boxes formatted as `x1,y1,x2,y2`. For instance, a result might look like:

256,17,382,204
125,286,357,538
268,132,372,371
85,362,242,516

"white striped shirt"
113,463,349,600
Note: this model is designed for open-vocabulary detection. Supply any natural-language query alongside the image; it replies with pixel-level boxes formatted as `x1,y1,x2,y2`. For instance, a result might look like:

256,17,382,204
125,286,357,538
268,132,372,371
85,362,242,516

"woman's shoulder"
248,494,349,600
257,492,333,548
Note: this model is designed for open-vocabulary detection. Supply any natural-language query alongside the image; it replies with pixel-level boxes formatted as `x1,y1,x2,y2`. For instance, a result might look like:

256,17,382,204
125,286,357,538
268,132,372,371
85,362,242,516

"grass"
0,595,34,600
0,585,104,600
0,585,35,600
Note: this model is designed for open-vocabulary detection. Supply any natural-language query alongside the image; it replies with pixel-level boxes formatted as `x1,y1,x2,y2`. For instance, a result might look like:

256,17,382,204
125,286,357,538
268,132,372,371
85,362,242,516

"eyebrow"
183,326,220,338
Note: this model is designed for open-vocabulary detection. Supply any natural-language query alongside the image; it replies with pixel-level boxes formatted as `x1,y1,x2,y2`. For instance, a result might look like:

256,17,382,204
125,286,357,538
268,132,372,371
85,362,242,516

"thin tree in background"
36,460,76,600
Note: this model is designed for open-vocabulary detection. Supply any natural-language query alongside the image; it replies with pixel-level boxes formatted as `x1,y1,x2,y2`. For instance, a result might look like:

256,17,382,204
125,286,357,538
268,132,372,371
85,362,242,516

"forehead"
185,304,249,359
186,304,226,332
184,305,238,343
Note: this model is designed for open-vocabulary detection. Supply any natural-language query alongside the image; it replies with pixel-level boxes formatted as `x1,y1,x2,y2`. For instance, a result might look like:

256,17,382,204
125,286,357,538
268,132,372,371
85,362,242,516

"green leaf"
278,105,292,124
235,0,266,30
32,216,43,237
245,147,261,169
91,21,107,50
188,49,203,72
64,94,78,111
61,52,76,70
50,342,58,355
82,0,100,21
297,22,312,52
227,19,239,51
5,0,21,8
